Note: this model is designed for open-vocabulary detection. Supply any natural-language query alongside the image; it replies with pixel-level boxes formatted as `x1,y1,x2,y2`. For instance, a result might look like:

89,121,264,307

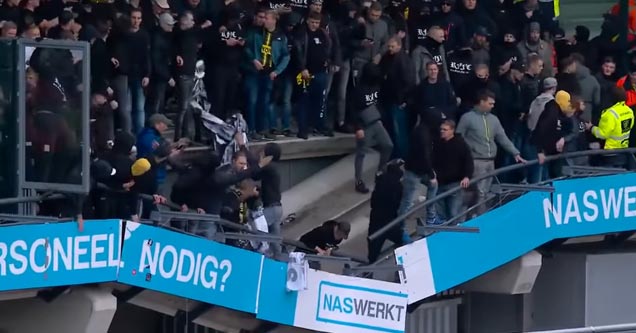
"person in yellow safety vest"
587,87,634,149
585,87,634,168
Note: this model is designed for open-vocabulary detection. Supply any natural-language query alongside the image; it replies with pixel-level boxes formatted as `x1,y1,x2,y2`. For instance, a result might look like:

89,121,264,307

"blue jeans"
297,71,328,135
522,140,546,183
272,74,293,130
436,182,464,222
389,105,409,159
263,204,283,257
244,73,274,133
398,170,438,242
128,78,146,134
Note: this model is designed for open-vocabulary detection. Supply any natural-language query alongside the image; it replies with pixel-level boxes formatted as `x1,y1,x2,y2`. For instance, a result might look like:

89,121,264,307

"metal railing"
368,148,636,242
0,183,368,264
527,323,636,333
361,148,636,273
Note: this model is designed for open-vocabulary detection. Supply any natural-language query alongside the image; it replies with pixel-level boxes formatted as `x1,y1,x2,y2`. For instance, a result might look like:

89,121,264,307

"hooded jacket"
434,9,466,51
575,65,601,121
404,123,434,178
456,109,520,159
369,164,403,235
527,92,554,131
517,38,554,77
102,132,138,219
411,37,450,84
447,48,474,92
532,99,570,155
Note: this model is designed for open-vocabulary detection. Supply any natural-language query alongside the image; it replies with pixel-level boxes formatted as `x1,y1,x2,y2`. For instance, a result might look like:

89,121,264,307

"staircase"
559,0,614,36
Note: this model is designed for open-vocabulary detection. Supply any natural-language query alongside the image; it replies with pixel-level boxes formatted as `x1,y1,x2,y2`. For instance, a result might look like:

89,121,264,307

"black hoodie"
404,123,434,178
434,8,466,52
447,48,474,92
103,132,138,219
369,163,403,234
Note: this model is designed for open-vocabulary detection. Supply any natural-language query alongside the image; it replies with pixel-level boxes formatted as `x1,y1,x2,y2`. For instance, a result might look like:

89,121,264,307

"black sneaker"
297,132,309,140
336,124,354,134
270,129,284,136
250,132,264,141
261,132,277,141
355,180,370,194
320,129,334,137
283,129,297,137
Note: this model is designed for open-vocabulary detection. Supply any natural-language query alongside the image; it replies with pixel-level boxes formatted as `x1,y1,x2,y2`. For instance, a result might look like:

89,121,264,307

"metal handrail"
367,148,636,242
0,183,367,263
527,323,636,333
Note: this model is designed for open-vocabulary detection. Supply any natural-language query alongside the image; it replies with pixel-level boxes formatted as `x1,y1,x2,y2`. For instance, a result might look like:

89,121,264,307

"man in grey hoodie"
517,22,554,78
572,53,600,121
457,89,525,215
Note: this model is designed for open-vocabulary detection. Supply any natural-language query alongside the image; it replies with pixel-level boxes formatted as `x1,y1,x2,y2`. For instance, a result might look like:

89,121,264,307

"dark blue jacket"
137,127,167,185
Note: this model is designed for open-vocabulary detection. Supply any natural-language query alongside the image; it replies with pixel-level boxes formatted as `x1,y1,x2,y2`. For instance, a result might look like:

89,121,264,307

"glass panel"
0,39,16,202
22,42,87,190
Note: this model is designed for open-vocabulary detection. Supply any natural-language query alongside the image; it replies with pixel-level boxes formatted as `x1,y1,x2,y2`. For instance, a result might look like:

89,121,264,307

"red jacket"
617,75,636,107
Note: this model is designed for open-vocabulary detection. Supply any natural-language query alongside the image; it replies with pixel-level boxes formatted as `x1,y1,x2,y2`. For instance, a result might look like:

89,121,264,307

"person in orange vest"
610,0,636,42
616,64,636,107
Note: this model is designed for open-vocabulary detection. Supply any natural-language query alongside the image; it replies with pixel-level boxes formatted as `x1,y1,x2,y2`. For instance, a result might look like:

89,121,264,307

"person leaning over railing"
533,90,578,179
456,89,525,216
585,86,635,168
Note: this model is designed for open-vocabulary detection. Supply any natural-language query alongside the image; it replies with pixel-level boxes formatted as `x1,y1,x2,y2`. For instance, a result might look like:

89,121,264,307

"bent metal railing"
362,148,636,275
0,183,368,264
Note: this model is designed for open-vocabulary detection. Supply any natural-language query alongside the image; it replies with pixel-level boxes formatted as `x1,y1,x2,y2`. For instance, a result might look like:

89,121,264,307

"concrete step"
281,152,379,248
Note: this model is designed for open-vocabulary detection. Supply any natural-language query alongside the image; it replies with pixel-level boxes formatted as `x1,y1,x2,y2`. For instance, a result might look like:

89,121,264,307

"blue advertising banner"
396,173,636,304
118,222,264,313
0,219,122,291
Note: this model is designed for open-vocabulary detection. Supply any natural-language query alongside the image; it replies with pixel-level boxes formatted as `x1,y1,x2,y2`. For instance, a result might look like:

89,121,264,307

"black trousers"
206,64,240,119
367,226,405,263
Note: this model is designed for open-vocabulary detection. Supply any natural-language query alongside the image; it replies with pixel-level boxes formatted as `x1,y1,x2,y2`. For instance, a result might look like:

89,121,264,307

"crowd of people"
2,0,636,264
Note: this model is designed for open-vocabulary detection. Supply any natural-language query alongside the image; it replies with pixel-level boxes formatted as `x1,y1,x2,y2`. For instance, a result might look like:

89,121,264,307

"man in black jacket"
174,11,200,140
293,11,334,139
205,4,245,119
147,13,176,116
379,36,415,159
533,90,575,179
299,220,350,256
398,121,438,242
259,143,283,257
367,161,405,263
352,63,393,194
127,8,152,134
432,120,473,222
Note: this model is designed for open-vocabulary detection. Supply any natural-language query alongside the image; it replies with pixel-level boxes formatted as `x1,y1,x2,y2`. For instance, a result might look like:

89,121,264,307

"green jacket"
243,28,290,75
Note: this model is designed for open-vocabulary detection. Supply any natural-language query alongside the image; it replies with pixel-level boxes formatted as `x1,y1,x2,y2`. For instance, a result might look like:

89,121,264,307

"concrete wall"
0,287,116,333
462,251,636,333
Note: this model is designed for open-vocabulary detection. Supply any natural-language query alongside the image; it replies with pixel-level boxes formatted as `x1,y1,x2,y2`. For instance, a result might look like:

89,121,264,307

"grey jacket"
576,65,600,121
411,42,450,85
517,40,554,78
527,92,554,131
351,19,389,63
456,109,520,159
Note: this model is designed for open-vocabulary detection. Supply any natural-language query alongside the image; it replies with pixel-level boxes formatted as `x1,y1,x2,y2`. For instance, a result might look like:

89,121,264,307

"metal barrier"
527,323,636,333
368,148,636,243
362,148,636,273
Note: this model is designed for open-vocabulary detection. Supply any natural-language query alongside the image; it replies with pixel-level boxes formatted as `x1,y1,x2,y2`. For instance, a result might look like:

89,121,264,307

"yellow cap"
555,90,574,113
131,158,151,177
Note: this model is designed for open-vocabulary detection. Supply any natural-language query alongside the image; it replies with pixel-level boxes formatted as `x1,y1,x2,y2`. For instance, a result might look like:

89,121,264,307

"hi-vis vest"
592,101,634,149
